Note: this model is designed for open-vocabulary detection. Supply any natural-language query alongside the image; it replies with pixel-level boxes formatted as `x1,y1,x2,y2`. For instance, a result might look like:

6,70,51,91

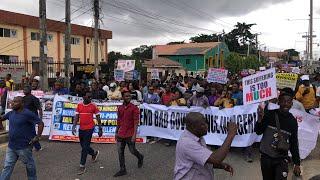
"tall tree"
284,49,299,60
189,33,223,43
167,41,185,45
225,52,265,74
131,45,153,60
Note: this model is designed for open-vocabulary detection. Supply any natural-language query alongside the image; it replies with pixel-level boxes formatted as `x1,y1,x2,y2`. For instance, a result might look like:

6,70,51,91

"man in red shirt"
114,91,144,177
72,92,103,175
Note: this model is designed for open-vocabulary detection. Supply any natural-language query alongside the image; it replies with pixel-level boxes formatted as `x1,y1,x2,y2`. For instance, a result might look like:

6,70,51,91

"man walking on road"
174,112,237,180
72,92,103,175
23,85,43,151
0,96,44,180
114,91,144,177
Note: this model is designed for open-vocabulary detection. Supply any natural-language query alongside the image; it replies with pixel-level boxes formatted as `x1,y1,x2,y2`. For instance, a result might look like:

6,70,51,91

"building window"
31,32,53,41
186,59,191,65
205,58,209,67
0,55,18,64
0,28,17,38
47,34,53,42
87,39,90,44
71,37,80,45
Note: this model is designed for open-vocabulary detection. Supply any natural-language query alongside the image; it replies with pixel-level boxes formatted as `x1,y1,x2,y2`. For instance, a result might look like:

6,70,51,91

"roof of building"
143,57,183,68
154,42,221,56
0,9,112,39
260,51,288,58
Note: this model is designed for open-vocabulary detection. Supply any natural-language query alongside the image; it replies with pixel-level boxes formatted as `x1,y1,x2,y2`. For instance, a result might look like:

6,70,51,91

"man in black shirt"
23,85,43,151
91,82,107,100
255,93,301,180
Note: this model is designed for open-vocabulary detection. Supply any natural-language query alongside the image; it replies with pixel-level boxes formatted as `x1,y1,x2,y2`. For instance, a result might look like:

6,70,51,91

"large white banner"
207,68,228,84
139,103,320,159
117,60,135,72
139,103,262,147
242,68,277,105
5,91,53,135
49,95,146,143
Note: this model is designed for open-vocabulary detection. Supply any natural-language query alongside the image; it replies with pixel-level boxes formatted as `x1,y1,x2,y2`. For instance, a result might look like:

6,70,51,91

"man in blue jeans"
0,96,44,180
72,92,103,175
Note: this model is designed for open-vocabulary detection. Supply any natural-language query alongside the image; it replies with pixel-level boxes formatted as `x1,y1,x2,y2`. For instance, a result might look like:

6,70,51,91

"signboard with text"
207,68,228,84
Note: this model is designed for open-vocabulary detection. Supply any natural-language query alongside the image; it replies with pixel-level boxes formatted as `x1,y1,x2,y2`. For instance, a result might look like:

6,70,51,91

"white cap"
110,82,117,88
196,86,205,93
33,76,40,81
301,75,309,81
102,85,109,92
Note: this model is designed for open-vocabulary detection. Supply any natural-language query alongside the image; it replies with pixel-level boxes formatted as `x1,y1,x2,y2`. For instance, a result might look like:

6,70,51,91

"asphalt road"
0,138,319,180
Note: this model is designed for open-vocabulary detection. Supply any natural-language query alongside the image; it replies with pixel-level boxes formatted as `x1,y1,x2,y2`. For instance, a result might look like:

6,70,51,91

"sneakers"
92,150,99,162
77,166,86,175
138,155,144,168
113,170,127,177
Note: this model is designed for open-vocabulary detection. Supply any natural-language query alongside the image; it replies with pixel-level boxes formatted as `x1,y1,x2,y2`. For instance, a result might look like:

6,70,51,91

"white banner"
207,68,228,84
114,69,125,82
5,91,53,135
139,103,262,147
117,60,135,72
151,69,159,80
49,95,146,143
242,68,277,105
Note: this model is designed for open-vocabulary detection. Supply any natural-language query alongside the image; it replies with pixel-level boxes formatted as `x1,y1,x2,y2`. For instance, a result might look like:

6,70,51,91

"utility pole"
65,0,71,88
93,0,100,79
309,0,313,61
39,0,48,91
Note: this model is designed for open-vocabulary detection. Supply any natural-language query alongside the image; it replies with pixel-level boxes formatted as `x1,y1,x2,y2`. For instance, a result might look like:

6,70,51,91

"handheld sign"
207,68,228,84
114,69,124,82
151,69,160,80
276,73,298,90
242,68,277,105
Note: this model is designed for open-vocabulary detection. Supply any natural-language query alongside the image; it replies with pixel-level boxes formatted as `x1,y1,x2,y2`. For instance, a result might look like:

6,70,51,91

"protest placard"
114,69,124,82
117,60,135,72
276,73,298,90
151,69,159,80
242,68,277,105
207,68,228,84
0,65,25,83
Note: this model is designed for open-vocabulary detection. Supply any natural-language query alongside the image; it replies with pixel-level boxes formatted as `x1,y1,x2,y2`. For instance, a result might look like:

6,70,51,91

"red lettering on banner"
265,87,272,97
246,93,253,102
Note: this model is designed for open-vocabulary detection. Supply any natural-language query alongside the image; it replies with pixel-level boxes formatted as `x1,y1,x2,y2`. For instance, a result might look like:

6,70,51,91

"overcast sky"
1,0,320,59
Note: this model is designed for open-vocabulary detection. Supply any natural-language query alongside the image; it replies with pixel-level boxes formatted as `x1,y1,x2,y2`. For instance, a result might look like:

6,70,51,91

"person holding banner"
114,91,144,177
255,92,301,180
174,112,237,180
72,92,102,175
187,86,209,108
0,96,44,180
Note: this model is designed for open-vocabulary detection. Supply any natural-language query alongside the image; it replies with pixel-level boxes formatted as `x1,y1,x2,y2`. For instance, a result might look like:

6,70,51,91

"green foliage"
131,45,152,60
190,34,222,43
225,52,265,74
167,41,185,45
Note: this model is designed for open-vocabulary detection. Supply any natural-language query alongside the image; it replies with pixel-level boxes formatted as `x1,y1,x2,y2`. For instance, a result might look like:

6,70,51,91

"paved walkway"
0,138,319,180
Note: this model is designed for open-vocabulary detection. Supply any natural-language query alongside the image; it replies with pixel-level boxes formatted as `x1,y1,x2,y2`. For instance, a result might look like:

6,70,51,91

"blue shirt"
4,109,41,150
53,88,69,95
232,91,243,105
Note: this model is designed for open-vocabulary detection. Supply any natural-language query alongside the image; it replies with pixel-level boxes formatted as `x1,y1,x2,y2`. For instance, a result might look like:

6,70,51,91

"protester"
295,75,317,112
231,82,243,105
0,80,6,130
107,83,122,100
143,85,160,104
161,84,174,106
31,76,40,90
128,82,142,102
255,93,301,180
187,86,209,108
208,86,219,106
69,72,77,93
214,90,235,109
170,90,186,106
281,87,305,112
0,96,44,180
55,72,64,85
72,92,102,175
91,82,107,100
5,74,14,91
53,82,69,95
70,84,85,97
114,91,144,177
23,85,43,151
174,112,237,180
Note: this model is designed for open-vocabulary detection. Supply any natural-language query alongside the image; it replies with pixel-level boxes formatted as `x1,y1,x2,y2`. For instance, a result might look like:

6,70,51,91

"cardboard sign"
151,69,159,80
242,68,277,105
207,68,228,84
114,69,124,82
276,73,298,90
117,60,135,72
